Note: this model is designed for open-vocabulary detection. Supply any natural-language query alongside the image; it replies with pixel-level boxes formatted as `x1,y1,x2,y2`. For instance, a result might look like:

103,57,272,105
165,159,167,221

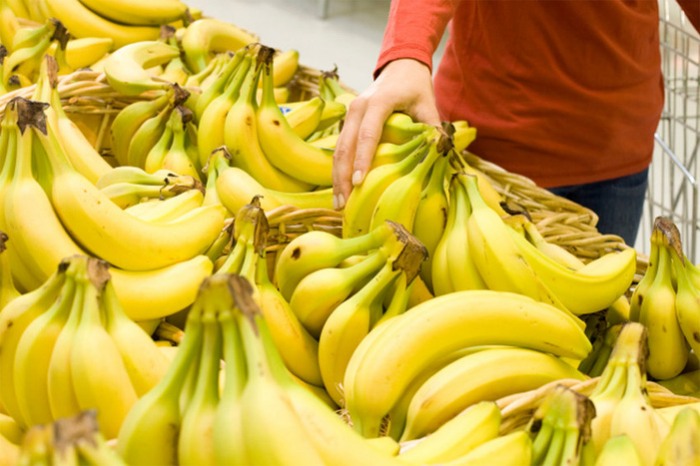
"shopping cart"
639,2,700,262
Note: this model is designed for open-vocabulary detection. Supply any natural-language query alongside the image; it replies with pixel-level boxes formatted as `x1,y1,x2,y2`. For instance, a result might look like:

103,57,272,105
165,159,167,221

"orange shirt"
376,0,700,188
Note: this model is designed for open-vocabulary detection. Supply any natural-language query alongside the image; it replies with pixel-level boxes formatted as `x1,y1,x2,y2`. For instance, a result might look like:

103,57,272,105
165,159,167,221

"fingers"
332,98,364,210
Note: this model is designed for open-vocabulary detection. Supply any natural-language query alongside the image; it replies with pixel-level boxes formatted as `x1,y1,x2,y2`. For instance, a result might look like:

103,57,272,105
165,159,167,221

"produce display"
0,1,699,465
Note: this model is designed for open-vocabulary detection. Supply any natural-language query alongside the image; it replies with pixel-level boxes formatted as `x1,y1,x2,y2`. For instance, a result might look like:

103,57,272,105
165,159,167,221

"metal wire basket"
639,2,700,262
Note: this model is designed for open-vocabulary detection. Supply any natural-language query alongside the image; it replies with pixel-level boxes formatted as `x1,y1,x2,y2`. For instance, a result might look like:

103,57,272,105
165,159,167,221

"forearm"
375,0,455,78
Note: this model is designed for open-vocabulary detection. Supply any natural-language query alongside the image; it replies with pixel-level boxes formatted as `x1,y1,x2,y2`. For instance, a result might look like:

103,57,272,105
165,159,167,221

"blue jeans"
547,168,649,247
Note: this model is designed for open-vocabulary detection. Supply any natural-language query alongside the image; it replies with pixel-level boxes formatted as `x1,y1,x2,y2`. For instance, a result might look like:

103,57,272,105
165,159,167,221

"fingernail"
333,194,339,210
352,170,364,186
336,193,345,209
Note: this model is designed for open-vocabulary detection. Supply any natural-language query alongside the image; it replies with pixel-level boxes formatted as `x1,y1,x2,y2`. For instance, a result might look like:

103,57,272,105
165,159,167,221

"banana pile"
0,1,699,465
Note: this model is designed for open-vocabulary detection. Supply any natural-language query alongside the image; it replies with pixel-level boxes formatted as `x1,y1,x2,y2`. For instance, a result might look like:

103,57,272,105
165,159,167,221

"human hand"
332,58,441,209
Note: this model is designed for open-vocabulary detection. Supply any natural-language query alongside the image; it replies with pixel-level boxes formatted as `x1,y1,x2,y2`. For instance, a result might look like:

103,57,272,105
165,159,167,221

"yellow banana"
381,112,432,144
343,289,592,438
103,40,180,96
70,264,139,440
126,98,175,169
369,130,444,233
274,222,394,301
462,171,574,312
269,48,299,87
145,106,201,181
12,269,76,428
109,90,173,167
654,406,700,466
181,18,257,74
48,36,113,70
399,401,501,464
400,347,587,441
0,2,20,56
281,95,325,140
431,171,486,296
196,52,250,167
450,119,478,154
215,164,333,214
46,0,160,49
192,48,246,121
594,435,644,466
177,306,221,466
671,245,700,360
233,275,326,466
290,246,389,338
124,189,203,223
78,0,187,27
441,430,532,466
342,132,429,238
633,229,688,380
223,50,315,192
256,47,334,187
116,305,203,465
413,154,449,292
318,258,402,406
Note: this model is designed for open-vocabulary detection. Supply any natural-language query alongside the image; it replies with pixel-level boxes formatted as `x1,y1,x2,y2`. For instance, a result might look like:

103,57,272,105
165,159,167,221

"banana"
399,401,500,464
594,435,644,466
12,268,76,428
1,20,51,85
192,48,246,122
318,257,402,406
369,130,445,233
251,251,325,388
45,265,85,422
181,18,258,74
101,279,171,397
413,154,449,292
381,112,432,145
256,47,334,187
269,48,299,88
441,430,532,466
45,0,160,49
0,265,65,427
41,113,225,270
116,305,203,465
431,171,486,296
370,136,430,168
274,222,394,301
400,347,587,441
0,431,19,465
95,165,178,190
70,264,139,440
289,246,389,338
215,164,333,214
46,36,113,70
450,119,478,154
670,245,700,360
462,171,574,312
654,406,700,465
342,132,429,238
633,226,688,381
177,305,221,466
0,232,20,309
224,49,314,193
233,275,327,466
124,189,203,223
343,289,592,438
0,2,20,56
109,90,173,167
144,106,201,181
212,302,249,466
78,0,187,27
103,40,180,96
196,51,250,167
281,95,326,140
126,98,176,169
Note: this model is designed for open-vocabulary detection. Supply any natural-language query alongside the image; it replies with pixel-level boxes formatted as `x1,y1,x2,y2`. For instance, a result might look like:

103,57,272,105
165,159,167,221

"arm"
332,0,454,209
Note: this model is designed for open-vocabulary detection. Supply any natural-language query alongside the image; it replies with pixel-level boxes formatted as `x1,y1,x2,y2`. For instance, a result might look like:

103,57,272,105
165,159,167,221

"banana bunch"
342,288,591,438
118,273,407,466
582,321,671,465
630,216,695,381
317,222,427,406
0,92,215,318
15,410,125,466
213,197,325,390
143,105,202,181
0,255,171,438
526,384,596,466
